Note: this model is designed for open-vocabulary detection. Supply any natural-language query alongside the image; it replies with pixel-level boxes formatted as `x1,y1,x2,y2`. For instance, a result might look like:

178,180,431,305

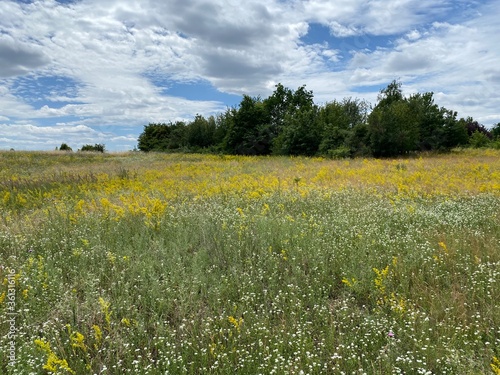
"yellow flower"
70,331,87,352
280,249,288,261
341,277,356,288
228,315,244,332
44,353,75,374
373,266,390,295
107,251,116,264
438,241,449,254
92,325,103,348
35,338,75,374
99,297,112,328
121,318,131,327
492,357,500,375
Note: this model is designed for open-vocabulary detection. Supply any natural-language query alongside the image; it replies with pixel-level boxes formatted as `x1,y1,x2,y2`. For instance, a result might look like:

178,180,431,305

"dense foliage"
1,151,500,374
80,143,106,152
138,81,500,157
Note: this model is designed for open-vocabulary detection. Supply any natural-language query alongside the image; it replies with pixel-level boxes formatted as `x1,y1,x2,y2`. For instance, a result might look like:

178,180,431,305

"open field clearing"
1,150,500,374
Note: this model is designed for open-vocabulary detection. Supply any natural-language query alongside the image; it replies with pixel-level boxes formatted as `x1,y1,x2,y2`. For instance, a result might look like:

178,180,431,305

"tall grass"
1,150,499,374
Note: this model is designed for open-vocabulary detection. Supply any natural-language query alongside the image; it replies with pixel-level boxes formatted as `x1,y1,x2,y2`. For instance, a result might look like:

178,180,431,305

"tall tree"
318,98,369,155
442,111,468,148
368,81,420,157
186,114,216,149
407,92,445,151
263,83,294,139
225,95,270,155
273,106,321,156
137,123,171,152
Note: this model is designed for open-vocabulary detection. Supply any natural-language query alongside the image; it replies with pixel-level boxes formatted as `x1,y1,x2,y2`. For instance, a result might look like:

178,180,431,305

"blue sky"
1,0,499,151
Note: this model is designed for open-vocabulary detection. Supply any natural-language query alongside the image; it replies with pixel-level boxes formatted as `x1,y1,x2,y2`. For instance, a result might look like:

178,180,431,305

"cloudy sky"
1,0,499,151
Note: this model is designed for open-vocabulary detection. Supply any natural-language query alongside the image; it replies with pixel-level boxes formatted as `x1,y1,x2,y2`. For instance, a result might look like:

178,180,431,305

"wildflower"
388,331,395,338
280,249,288,261
35,338,75,374
99,297,112,329
228,316,243,332
438,241,449,254
492,357,500,375
92,325,103,349
341,277,357,288
373,266,390,295
107,251,116,264
121,318,131,327
70,331,87,352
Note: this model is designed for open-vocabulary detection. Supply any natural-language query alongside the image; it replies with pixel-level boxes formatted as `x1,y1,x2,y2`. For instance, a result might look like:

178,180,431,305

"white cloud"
0,0,499,151
0,34,50,78
0,121,139,151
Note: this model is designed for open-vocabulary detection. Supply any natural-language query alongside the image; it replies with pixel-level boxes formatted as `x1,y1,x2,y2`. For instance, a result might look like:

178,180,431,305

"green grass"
0,153,499,374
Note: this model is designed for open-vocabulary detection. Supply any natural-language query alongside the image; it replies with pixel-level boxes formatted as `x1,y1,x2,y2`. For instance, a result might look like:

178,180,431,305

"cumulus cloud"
0,35,50,77
0,122,139,151
0,0,499,151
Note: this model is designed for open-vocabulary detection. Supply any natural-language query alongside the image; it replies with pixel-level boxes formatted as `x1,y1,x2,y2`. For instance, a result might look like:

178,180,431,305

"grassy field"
1,149,500,374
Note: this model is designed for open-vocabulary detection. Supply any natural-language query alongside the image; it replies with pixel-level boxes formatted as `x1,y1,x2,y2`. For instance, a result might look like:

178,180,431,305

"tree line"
56,143,106,152
137,81,500,157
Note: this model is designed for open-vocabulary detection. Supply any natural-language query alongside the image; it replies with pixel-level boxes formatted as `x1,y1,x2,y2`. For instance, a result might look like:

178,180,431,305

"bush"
326,145,351,159
469,131,490,148
80,144,105,152
59,143,72,151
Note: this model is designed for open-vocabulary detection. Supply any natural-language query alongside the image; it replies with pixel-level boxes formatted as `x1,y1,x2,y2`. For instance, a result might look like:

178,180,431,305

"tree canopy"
137,81,498,157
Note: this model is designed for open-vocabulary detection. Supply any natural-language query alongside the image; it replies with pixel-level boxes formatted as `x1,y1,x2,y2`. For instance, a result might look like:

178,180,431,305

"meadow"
1,149,499,374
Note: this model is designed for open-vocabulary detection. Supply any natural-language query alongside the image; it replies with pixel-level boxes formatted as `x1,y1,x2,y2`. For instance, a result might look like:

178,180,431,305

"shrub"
59,143,72,151
80,144,105,152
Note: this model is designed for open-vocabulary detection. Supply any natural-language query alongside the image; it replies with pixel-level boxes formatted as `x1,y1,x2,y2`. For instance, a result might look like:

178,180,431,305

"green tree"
368,81,420,157
271,85,315,155
168,121,188,149
80,144,105,152
137,123,171,152
318,98,368,156
216,108,237,151
186,114,216,149
469,130,491,148
58,143,72,151
224,95,271,155
492,123,500,139
407,92,446,151
263,83,294,139
273,106,321,156
346,122,371,157
442,111,468,148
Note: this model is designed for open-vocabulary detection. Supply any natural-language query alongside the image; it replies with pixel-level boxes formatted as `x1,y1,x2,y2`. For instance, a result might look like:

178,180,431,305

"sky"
0,0,499,151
